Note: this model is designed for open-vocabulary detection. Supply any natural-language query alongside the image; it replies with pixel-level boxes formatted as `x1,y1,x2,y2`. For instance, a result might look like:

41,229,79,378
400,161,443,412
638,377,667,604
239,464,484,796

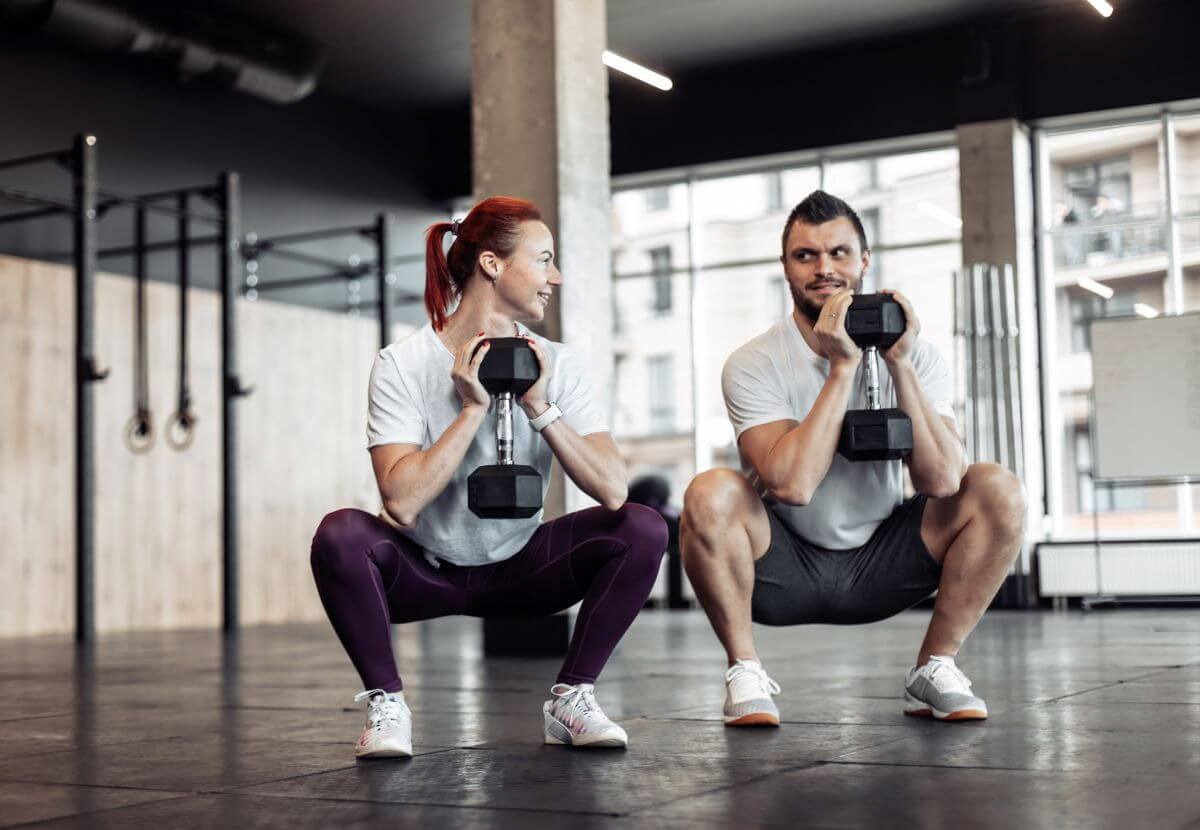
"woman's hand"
452,332,492,411
518,335,553,417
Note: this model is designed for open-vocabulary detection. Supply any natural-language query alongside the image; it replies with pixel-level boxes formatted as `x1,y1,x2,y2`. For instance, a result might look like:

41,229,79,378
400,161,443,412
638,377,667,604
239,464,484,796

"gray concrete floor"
2,609,1200,828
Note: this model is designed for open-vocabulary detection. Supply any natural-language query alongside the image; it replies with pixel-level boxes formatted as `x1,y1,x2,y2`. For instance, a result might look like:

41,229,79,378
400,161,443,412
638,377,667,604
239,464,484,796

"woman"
311,196,668,758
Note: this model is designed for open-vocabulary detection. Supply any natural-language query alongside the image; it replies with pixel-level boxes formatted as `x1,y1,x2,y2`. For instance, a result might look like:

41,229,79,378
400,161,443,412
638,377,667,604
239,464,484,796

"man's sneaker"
724,659,781,726
543,683,628,748
352,689,413,758
904,656,988,721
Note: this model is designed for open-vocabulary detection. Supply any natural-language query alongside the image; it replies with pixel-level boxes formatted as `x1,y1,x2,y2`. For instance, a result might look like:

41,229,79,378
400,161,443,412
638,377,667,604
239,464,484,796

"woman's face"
491,220,562,322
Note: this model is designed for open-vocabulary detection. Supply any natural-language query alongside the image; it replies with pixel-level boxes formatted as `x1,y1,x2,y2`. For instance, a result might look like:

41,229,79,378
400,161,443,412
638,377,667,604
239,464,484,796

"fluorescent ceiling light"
1085,0,1114,17
1134,303,1159,318
917,200,962,229
603,50,673,91
1077,277,1114,299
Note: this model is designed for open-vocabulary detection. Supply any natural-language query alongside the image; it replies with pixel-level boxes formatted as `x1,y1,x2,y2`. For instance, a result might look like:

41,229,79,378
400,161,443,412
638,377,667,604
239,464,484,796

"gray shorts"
751,495,942,626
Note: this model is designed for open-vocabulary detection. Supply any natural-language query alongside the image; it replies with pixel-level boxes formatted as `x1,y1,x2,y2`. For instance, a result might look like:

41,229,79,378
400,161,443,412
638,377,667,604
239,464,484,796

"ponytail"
422,196,543,331
424,222,456,331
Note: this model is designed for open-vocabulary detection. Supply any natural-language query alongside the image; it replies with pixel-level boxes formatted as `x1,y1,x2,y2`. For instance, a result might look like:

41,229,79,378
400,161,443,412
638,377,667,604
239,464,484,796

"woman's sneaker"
724,659,781,726
543,683,628,748
352,689,413,758
904,655,988,721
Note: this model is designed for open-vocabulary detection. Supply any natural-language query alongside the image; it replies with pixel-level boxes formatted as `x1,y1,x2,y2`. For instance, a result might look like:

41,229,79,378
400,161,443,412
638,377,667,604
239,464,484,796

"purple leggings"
310,504,668,692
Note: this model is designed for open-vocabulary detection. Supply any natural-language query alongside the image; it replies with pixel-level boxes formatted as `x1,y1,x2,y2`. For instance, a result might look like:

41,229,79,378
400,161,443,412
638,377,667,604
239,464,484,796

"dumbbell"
468,337,543,518
837,294,914,462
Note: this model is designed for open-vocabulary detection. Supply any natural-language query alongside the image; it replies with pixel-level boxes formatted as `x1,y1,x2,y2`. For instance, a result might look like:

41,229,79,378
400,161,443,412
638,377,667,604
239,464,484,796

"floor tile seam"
620,762,824,817
214,788,636,818
208,750,459,795
1,793,197,830
820,757,1191,776
0,777,190,795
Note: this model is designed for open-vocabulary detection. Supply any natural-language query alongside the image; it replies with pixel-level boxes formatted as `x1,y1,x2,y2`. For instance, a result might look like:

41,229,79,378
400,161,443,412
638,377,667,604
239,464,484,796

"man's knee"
683,469,753,530
961,463,1026,539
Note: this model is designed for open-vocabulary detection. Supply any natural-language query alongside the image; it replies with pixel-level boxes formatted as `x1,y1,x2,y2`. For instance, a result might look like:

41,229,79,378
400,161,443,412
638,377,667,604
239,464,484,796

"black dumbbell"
468,337,543,518
837,294,914,462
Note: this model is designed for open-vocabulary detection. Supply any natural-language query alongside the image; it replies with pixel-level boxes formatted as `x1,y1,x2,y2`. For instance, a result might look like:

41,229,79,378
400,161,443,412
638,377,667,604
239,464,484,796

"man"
681,190,1024,726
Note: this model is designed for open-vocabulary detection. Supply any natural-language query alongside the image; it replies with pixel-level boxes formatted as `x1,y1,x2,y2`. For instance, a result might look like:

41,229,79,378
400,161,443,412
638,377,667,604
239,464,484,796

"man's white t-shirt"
721,315,955,550
366,322,608,566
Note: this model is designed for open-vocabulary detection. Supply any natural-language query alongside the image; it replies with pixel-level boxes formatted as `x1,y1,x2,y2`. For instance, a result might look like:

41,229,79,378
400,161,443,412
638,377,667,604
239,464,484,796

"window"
647,355,676,434
644,187,670,212
1067,290,1136,353
766,172,783,212
1074,427,1148,513
648,246,673,313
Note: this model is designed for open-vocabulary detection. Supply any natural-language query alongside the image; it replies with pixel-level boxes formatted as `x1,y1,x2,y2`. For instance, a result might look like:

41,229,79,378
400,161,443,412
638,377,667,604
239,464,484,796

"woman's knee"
612,503,669,572
310,508,376,572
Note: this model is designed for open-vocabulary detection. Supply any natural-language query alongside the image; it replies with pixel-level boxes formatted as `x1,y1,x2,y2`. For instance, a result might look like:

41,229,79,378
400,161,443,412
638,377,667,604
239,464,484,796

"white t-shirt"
721,316,955,550
366,322,608,566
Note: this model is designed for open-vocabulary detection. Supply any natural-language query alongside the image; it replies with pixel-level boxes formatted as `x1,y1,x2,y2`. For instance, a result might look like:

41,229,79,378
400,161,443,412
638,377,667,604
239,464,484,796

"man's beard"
790,269,865,323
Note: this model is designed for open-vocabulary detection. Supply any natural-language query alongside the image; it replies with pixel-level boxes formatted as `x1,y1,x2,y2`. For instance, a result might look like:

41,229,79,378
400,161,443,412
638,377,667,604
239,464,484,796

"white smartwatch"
528,402,563,432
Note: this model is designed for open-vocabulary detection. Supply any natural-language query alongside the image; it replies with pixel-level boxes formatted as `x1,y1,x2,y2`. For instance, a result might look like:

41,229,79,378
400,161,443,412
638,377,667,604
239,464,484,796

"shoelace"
926,660,973,694
354,688,410,731
725,662,781,699
551,684,601,721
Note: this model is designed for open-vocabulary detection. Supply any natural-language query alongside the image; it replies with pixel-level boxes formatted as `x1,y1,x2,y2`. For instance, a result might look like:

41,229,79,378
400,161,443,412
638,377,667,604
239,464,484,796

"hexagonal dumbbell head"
838,408,914,461
468,464,543,519
844,294,907,349
477,337,540,396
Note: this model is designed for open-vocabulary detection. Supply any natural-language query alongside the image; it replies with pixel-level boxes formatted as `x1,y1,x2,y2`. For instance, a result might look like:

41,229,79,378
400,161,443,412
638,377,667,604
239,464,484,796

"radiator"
1038,542,1200,596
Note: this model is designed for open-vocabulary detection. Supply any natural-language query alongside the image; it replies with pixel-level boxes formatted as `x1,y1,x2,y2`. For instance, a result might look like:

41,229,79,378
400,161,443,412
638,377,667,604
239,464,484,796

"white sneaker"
724,659,781,726
542,683,628,748
352,689,413,758
904,656,988,721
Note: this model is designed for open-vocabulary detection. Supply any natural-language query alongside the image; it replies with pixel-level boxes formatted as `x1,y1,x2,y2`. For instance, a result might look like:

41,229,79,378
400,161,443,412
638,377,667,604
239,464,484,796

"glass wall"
611,143,962,507
1038,112,1199,537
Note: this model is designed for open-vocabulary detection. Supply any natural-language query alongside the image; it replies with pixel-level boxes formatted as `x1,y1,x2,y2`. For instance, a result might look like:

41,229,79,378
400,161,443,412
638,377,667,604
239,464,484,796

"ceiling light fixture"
602,50,673,91
1077,277,1115,299
1134,303,1159,318
1084,0,1114,18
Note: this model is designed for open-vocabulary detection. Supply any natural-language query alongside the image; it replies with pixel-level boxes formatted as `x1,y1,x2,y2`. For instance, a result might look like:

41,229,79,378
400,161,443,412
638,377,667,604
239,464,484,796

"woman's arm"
518,337,627,510
370,332,492,526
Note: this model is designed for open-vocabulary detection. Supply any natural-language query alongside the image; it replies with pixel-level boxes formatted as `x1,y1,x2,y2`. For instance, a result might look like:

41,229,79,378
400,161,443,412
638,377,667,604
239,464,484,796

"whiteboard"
1091,313,1200,480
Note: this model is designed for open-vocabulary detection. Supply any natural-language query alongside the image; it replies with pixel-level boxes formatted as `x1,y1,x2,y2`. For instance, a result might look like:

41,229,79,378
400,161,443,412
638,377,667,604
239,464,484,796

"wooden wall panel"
0,254,392,636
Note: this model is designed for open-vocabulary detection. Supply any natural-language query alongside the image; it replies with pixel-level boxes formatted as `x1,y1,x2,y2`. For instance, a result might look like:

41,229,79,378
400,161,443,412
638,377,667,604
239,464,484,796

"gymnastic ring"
165,410,197,451
124,412,155,454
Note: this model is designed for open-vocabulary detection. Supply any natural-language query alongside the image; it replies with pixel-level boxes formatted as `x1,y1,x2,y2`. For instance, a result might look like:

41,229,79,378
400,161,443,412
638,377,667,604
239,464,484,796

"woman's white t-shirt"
366,322,608,566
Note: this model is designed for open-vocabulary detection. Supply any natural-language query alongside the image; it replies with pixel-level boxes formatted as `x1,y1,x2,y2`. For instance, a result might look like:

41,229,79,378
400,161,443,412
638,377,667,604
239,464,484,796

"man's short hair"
780,190,870,257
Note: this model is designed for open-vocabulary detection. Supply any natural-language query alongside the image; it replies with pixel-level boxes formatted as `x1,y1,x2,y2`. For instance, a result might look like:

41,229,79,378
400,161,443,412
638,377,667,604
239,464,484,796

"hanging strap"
124,204,154,453
166,193,197,450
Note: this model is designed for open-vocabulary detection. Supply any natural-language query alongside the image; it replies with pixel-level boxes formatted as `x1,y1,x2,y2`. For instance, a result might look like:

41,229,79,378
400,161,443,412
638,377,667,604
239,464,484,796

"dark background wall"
0,36,443,315
422,0,1200,199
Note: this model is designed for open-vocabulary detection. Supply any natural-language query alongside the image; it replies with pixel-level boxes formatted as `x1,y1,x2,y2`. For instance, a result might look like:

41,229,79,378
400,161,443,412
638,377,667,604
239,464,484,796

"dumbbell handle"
864,346,881,411
496,392,514,465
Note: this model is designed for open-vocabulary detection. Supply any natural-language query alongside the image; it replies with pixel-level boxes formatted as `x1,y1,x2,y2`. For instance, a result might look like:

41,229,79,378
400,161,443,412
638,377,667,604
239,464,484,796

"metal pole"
74,134,102,642
0,149,71,172
966,263,980,462
987,265,1007,469
1001,264,1025,482
376,213,394,349
218,171,243,632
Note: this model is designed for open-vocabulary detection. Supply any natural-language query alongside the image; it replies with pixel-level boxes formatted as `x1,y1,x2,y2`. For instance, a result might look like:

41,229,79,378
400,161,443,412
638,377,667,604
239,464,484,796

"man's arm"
737,363,857,505
880,289,967,497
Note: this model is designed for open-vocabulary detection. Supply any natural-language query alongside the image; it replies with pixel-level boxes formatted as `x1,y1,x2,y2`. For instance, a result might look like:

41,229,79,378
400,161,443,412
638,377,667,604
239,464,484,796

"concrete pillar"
957,119,1043,569
471,0,612,515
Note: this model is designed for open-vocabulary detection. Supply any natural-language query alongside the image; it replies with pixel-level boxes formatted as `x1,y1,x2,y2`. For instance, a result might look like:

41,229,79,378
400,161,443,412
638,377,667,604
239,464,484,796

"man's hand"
813,290,861,371
880,289,920,367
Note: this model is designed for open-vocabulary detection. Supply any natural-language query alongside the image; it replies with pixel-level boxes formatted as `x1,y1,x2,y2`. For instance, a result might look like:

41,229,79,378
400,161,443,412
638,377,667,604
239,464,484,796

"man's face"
780,217,870,323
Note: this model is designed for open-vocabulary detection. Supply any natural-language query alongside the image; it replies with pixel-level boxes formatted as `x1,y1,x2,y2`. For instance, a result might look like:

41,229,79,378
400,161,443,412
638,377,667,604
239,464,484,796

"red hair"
424,196,543,330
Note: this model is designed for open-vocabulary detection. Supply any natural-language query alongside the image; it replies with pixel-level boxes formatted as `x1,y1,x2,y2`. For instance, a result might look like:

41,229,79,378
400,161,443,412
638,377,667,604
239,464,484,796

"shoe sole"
724,712,780,727
903,693,987,721
543,712,627,748
356,747,413,759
